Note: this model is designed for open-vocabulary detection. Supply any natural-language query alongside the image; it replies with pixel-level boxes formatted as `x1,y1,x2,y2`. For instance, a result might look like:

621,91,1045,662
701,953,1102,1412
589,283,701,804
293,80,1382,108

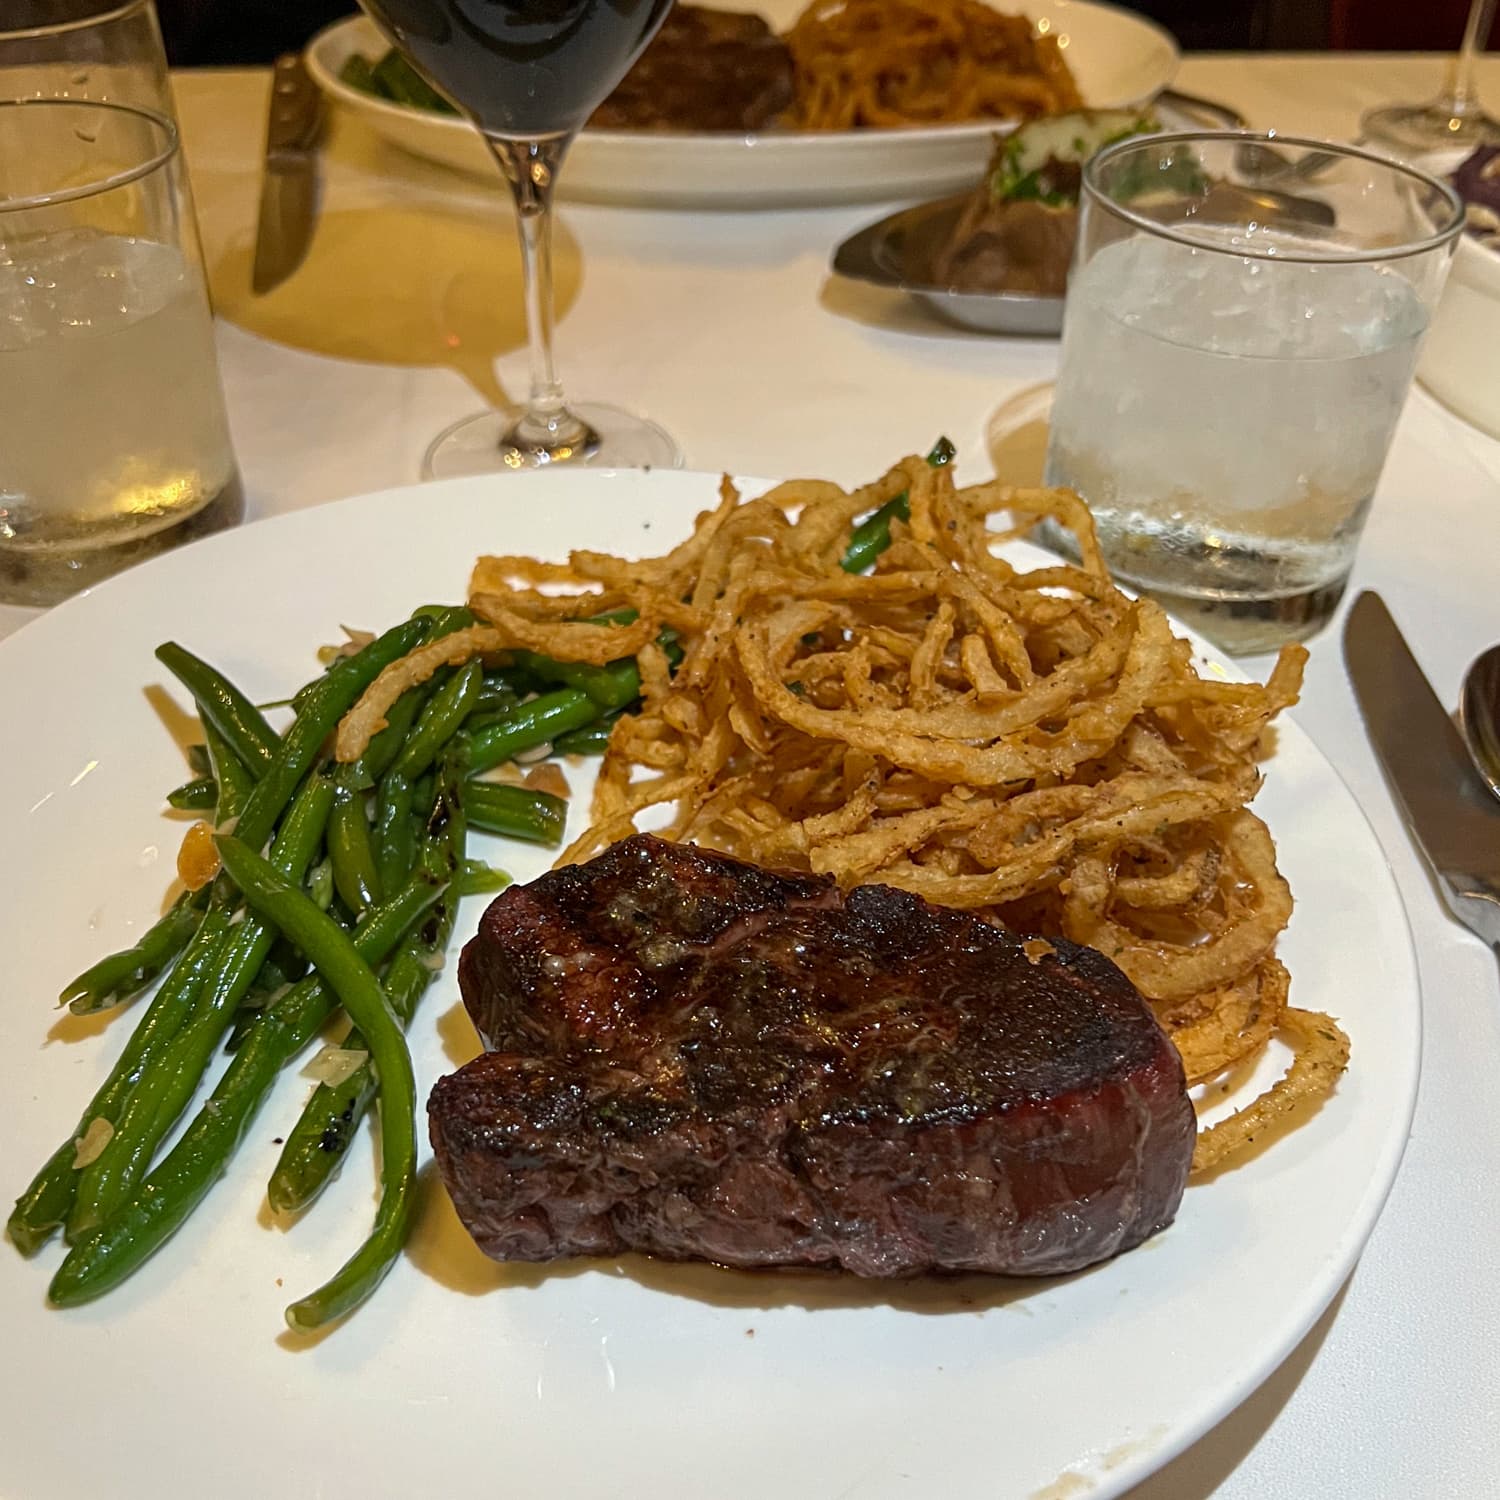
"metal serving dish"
831,195,1066,337
829,91,1340,338
830,174,1334,338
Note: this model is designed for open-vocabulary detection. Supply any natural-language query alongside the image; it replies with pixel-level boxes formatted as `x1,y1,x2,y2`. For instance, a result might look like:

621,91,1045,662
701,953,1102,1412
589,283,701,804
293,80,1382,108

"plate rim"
303,0,1181,152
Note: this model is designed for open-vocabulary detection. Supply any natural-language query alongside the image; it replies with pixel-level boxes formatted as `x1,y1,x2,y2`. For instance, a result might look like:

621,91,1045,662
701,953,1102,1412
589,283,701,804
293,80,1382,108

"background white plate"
306,0,1179,208
0,471,1414,1500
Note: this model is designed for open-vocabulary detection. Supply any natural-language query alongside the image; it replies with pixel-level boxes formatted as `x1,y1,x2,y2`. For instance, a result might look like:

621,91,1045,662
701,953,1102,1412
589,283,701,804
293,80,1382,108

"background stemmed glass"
356,0,679,477
1362,0,1500,155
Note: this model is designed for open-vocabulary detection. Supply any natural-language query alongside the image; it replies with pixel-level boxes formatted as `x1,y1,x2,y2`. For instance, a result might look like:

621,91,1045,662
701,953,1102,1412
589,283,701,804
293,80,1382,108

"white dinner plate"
305,1,1179,208
0,470,1416,1500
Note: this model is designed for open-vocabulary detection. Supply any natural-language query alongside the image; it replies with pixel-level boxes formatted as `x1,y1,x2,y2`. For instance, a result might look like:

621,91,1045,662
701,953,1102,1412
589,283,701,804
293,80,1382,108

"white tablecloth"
9,52,1500,1496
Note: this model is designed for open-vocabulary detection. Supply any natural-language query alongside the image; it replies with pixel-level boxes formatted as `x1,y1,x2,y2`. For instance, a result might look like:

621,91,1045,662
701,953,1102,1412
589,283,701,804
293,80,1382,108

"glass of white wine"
0,3,241,607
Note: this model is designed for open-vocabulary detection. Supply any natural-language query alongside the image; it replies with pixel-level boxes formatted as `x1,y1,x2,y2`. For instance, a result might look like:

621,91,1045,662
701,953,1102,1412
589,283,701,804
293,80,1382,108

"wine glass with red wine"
358,0,679,476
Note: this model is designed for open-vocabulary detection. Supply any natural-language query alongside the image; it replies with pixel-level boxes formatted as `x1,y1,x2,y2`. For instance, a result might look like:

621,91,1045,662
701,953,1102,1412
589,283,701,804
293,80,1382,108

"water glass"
0,4,240,607
1043,132,1463,653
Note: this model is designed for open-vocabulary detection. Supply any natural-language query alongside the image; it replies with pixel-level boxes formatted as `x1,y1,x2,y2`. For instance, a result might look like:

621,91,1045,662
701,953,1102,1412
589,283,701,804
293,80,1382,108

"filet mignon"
430,835,1195,1278
588,5,795,132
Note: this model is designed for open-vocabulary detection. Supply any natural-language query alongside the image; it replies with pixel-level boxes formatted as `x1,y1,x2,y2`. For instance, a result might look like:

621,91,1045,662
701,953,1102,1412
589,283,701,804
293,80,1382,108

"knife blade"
252,53,322,296
1344,590,1500,946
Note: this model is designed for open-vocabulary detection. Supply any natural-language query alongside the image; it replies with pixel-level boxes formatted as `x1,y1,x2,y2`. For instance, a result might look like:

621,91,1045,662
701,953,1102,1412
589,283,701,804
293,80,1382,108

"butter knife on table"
1345,591,1500,949
251,53,323,296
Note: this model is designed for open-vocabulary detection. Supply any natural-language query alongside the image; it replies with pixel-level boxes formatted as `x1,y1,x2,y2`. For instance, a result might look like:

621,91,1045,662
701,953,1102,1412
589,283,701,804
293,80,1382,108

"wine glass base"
422,403,683,479
1361,102,1500,156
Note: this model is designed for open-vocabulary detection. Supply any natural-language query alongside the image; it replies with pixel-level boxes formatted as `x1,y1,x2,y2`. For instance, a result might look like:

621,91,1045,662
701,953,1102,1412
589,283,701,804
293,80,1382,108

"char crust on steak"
430,835,1195,1278
588,5,795,132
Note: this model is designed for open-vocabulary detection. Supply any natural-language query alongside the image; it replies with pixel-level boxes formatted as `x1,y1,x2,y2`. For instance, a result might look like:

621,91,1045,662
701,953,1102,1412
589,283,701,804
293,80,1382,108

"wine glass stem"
486,133,590,453
1445,0,1496,115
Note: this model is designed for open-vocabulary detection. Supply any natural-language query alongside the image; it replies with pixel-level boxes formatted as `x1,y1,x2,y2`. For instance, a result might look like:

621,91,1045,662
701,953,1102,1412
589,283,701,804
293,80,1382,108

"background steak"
430,835,1195,1278
588,5,795,131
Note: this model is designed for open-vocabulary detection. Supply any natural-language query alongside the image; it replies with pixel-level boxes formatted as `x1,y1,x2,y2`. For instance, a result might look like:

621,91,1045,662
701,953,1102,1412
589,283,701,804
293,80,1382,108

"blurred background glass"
1362,0,1500,154
1,0,175,110
0,3,241,606
1042,132,1462,654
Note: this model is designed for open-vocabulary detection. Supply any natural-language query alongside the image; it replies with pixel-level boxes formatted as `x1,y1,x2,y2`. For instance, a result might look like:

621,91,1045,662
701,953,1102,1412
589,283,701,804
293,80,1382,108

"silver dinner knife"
1345,590,1500,947
251,53,323,296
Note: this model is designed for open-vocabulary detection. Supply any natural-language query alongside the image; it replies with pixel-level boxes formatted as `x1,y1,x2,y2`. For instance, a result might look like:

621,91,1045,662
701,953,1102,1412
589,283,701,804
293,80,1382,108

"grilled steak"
430,835,1195,1278
588,5,795,132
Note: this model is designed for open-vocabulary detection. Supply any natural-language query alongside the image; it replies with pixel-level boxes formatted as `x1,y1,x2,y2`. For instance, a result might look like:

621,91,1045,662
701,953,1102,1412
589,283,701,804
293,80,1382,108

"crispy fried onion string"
334,456,1343,1171
1191,1007,1351,1174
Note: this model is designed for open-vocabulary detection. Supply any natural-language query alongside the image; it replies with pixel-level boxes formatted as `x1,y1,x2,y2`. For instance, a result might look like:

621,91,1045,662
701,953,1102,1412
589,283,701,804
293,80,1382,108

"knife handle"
266,53,322,155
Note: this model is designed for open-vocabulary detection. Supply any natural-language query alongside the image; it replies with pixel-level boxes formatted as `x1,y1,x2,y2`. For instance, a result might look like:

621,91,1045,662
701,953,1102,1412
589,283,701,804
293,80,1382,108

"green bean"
307,857,335,912
59,892,204,1016
221,1010,259,1056
375,772,415,893
17,622,421,1258
410,604,476,632
288,609,465,717
268,752,467,1217
225,940,306,1056
234,618,428,858
329,777,381,916
155,642,280,779
8,1141,85,1258
201,719,253,827
338,52,377,94
391,659,482,781
840,436,957,574
553,717,619,756
503,612,669,714
418,742,467,890
465,782,567,846
46,872,446,1307
369,50,458,113
249,954,293,998
348,680,426,787
166,776,217,811
840,494,911,574
473,678,520,718
457,859,511,897
508,651,641,713
267,1053,379,1216
68,776,335,1237
402,805,430,876
211,834,419,1330
377,609,476,737
9,906,234,1255
411,770,435,811
660,626,684,670
468,688,599,774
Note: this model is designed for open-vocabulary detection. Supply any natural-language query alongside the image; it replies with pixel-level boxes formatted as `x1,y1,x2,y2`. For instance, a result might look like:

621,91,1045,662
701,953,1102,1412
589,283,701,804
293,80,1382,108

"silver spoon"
1158,94,1347,186
1458,643,1500,801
